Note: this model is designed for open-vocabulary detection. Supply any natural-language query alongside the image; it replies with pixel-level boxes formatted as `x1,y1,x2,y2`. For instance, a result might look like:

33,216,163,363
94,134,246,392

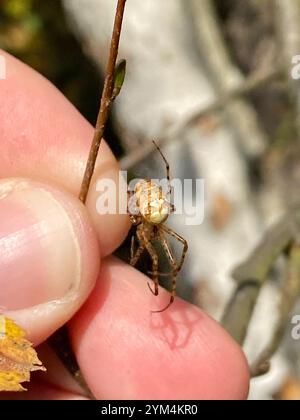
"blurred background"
1,0,300,400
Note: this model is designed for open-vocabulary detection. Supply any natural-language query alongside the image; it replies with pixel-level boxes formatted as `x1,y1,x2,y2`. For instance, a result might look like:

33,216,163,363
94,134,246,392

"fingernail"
0,178,98,311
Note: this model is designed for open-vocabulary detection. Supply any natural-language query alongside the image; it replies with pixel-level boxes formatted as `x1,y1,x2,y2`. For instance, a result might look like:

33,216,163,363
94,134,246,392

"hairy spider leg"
161,225,188,273
142,235,159,297
130,224,159,296
150,230,179,313
127,189,142,225
130,235,145,266
148,226,188,277
152,140,172,199
137,225,159,296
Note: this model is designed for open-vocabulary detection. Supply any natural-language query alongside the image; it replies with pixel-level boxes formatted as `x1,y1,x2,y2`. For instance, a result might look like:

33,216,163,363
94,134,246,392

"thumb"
0,178,100,345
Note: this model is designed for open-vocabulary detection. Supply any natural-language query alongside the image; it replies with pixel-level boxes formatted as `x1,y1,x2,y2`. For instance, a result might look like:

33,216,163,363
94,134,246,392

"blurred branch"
189,0,268,157
222,206,300,346
275,0,300,136
250,244,300,377
120,65,282,170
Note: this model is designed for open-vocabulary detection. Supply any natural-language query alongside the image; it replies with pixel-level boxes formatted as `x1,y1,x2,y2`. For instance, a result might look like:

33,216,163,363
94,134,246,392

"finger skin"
69,257,250,400
1,179,100,345
0,50,130,256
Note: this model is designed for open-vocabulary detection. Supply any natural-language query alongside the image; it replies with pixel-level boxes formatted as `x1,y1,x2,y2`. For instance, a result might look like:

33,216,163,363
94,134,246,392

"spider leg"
159,230,179,271
152,140,172,199
151,298,174,313
127,190,142,225
148,180,151,218
139,228,159,296
130,235,135,261
149,230,178,313
161,225,188,273
147,238,178,277
130,237,145,267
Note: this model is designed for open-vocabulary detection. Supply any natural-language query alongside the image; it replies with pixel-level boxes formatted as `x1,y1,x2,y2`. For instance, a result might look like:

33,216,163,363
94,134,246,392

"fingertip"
1,178,100,344
69,257,249,400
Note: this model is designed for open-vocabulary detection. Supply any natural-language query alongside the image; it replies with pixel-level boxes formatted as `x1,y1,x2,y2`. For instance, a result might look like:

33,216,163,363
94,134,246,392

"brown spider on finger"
127,141,188,313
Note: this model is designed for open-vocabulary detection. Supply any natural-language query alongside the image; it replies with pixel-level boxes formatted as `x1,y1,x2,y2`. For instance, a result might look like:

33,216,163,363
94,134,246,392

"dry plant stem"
50,0,127,398
120,66,282,171
221,207,300,345
79,0,127,203
250,244,300,377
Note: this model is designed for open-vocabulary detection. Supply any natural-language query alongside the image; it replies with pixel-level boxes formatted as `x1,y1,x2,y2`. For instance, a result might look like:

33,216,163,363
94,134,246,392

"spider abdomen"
135,180,169,224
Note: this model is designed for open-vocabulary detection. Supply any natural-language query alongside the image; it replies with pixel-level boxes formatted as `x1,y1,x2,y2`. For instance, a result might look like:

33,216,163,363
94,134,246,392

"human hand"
0,51,249,400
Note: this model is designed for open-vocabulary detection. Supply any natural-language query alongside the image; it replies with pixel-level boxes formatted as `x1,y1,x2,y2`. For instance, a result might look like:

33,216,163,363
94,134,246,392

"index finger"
0,50,130,256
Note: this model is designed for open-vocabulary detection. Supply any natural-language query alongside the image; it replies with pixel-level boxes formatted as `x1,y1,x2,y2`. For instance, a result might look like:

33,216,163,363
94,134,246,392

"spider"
127,141,188,313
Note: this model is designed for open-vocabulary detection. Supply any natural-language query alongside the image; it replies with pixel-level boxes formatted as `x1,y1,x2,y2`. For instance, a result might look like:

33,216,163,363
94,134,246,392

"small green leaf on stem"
112,59,126,100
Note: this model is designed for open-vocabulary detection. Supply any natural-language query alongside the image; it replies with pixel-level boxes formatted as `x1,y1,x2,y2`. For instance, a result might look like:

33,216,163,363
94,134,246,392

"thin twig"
221,206,300,345
189,0,268,157
120,65,283,170
79,0,127,203
50,0,127,398
250,244,300,377
275,0,300,138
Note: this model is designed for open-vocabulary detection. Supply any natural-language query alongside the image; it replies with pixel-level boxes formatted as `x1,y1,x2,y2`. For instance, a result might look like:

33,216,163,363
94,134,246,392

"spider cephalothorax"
127,141,188,312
